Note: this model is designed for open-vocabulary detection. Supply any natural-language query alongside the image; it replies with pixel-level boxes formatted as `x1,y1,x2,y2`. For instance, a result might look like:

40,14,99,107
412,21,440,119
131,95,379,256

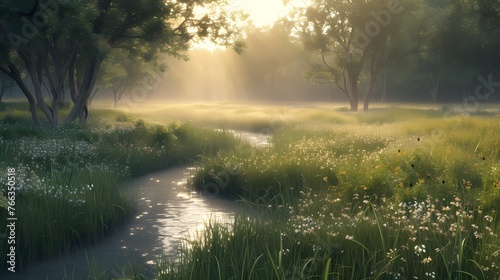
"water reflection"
5,166,236,279
215,129,272,147
235,130,272,147
123,166,237,264
5,131,271,279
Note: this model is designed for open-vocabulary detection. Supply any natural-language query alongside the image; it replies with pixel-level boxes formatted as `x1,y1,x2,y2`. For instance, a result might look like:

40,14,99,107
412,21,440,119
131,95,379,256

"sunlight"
235,0,286,28
191,39,226,52
192,0,296,51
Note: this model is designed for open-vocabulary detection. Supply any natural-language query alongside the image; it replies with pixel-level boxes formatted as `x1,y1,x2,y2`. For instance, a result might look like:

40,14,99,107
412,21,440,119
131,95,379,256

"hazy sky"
232,0,287,27
193,0,306,51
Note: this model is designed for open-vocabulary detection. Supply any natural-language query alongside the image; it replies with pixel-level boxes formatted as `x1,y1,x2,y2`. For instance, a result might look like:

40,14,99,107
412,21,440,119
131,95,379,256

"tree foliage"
293,0,500,106
294,0,416,111
0,0,243,126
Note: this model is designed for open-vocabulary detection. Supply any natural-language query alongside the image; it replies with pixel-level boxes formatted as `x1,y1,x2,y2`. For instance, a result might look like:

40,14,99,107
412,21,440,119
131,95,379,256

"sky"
193,0,301,51
232,0,287,27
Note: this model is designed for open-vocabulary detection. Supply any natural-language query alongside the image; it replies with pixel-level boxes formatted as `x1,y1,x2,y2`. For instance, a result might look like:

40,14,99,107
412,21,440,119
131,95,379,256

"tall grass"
1,102,498,278
158,192,500,279
165,110,499,279
0,105,239,273
193,116,499,210
0,168,132,270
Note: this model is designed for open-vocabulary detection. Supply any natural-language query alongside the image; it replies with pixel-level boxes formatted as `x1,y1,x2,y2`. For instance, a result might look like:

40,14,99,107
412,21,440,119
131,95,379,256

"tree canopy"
0,0,244,126
1,0,499,118
292,0,500,109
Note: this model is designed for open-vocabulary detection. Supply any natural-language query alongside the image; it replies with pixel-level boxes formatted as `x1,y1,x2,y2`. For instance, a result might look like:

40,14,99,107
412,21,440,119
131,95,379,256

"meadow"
0,101,239,275
154,102,500,279
1,101,499,279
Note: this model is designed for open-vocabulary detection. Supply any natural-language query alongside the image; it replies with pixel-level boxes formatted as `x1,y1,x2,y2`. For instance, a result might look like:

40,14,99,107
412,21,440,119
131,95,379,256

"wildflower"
345,235,354,240
386,248,398,259
414,245,426,256
422,257,432,264
425,272,436,278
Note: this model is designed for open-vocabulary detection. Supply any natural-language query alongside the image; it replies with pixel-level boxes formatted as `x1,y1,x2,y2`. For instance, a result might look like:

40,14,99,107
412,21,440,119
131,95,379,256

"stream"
4,131,270,280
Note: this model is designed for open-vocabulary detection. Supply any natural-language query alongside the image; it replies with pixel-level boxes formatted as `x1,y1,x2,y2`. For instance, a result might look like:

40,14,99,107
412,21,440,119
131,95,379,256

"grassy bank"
0,102,239,273
160,107,500,279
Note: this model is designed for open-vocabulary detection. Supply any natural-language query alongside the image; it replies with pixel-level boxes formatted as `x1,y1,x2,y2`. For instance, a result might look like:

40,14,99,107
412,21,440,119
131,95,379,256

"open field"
1,101,499,279
89,100,500,131
141,102,499,279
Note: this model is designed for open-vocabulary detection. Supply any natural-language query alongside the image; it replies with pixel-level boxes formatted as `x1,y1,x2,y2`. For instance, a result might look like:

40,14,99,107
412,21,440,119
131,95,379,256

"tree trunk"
46,36,71,127
429,85,438,103
347,74,358,112
112,79,127,107
113,89,119,107
363,77,377,111
79,105,88,126
380,72,387,103
348,86,358,112
22,47,55,125
363,65,381,111
65,54,101,125
1,64,42,125
113,87,127,107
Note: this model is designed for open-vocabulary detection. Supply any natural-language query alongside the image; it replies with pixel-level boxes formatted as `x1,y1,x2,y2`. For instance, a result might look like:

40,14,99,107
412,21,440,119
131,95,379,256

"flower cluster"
0,164,43,194
285,188,500,278
15,138,98,167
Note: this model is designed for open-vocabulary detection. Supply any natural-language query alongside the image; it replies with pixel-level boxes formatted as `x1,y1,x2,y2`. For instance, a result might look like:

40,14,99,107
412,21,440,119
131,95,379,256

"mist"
155,38,332,102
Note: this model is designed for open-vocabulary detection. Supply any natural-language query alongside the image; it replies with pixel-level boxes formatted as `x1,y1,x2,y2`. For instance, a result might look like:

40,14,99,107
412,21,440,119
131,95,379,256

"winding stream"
4,131,270,280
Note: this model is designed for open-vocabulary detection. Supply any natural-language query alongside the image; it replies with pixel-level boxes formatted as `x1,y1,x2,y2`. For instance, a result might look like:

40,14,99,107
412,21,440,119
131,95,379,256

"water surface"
4,131,270,279
5,166,236,279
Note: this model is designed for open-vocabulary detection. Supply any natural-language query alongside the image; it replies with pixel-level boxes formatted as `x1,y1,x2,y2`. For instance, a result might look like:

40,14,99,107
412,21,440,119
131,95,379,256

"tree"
234,21,306,98
408,0,500,103
474,0,500,32
0,0,243,126
94,49,166,107
294,0,414,111
411,1,454,103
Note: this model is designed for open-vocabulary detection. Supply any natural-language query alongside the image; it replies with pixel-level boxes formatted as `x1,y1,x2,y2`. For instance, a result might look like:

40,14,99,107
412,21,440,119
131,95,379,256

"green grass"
159,105,500,279
0,103,240,273
0,168,132,269
1,101,499,279
192,114,499,209
158,195,500,279
84,252,151,280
